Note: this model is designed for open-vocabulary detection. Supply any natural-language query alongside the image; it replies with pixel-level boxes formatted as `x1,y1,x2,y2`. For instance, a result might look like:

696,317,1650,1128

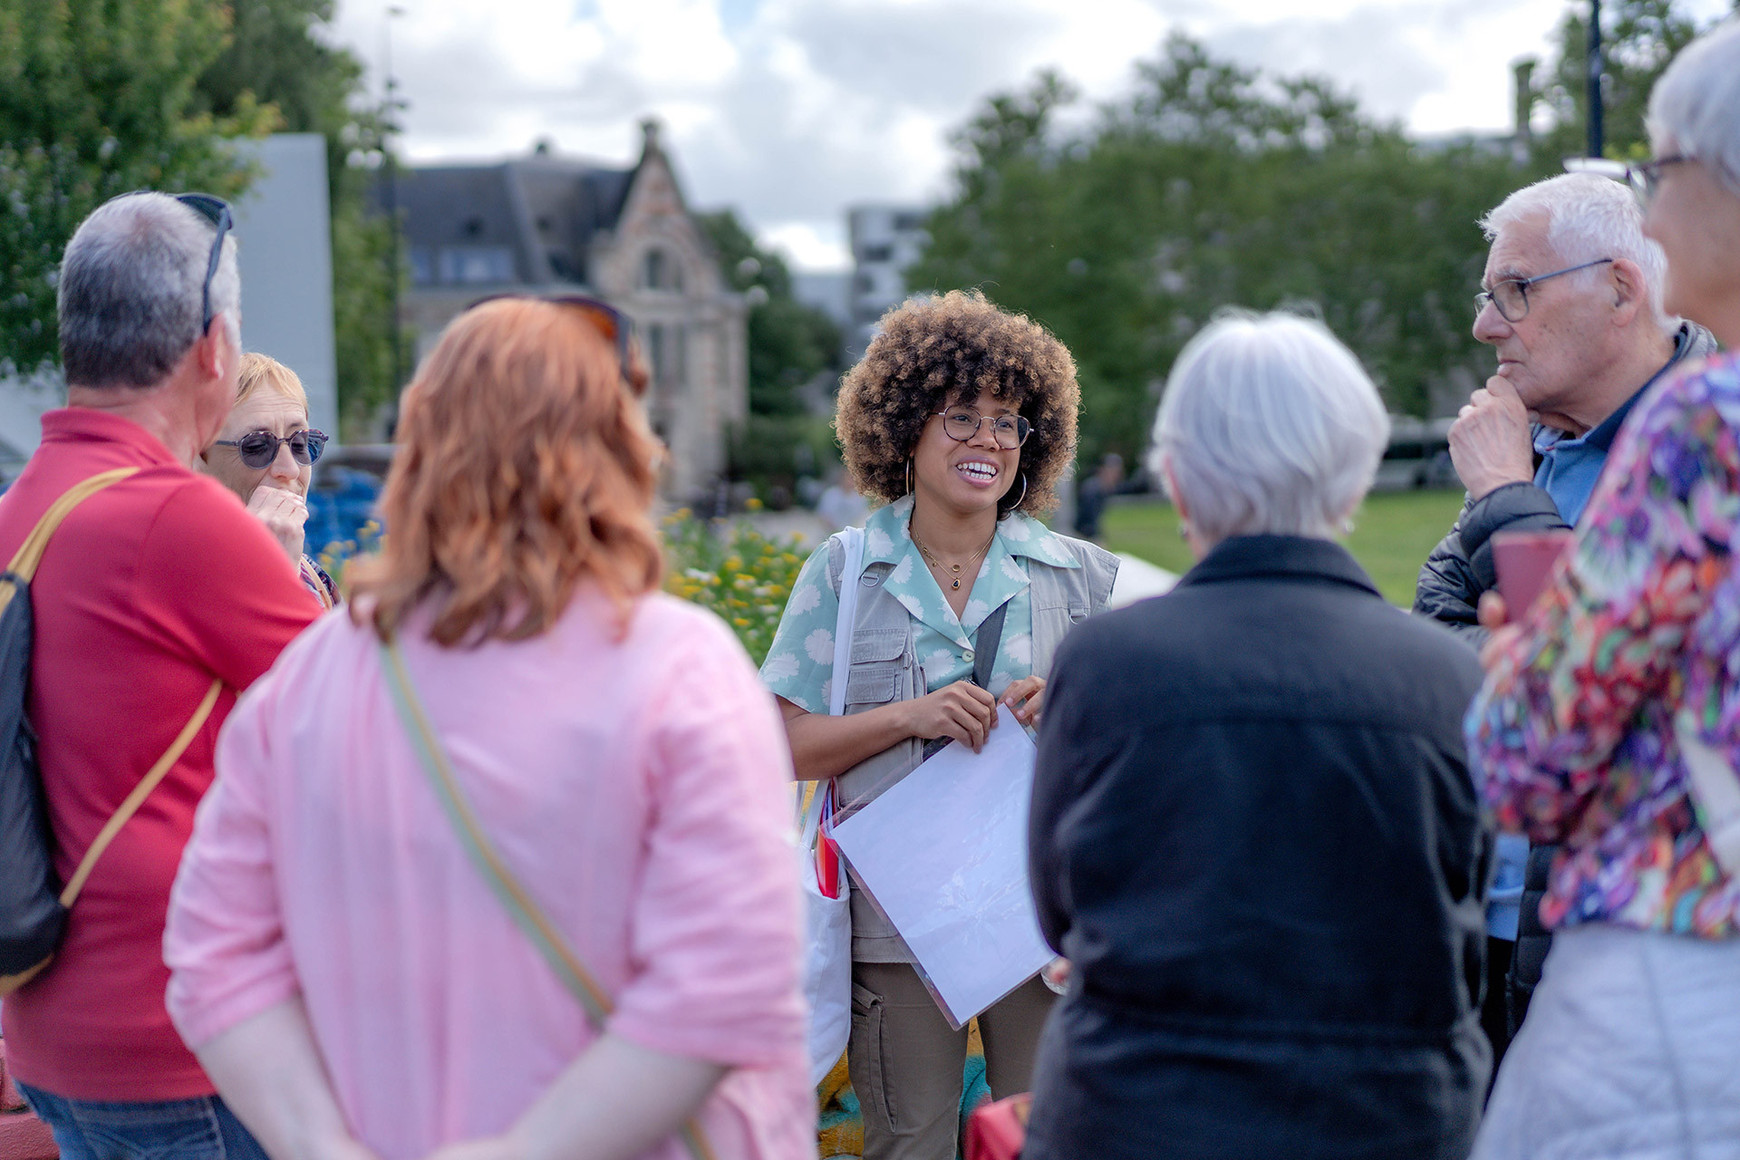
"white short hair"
1480,173,1673,332
1649,18,1740,201
1148,312,1390,543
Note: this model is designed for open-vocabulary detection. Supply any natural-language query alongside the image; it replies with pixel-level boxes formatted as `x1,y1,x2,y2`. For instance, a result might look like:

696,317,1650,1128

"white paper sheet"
830,705,1053,1027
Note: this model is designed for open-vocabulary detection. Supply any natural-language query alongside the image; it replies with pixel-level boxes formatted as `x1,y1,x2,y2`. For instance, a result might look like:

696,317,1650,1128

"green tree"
0,0,271,373
194,0,403,437
695,208,845,499
1533,0,1705,161
910,33,1533,464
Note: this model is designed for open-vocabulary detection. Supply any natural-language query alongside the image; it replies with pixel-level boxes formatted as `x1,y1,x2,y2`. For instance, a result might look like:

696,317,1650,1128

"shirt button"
962,648,975,661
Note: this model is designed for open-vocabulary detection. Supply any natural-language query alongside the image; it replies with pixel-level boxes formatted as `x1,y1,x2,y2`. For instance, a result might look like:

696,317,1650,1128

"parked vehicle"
1373,417,1458,491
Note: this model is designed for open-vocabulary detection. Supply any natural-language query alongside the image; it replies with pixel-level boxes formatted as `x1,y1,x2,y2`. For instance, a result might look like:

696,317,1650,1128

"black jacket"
1413,321,1718,641
1026,536,1490,1160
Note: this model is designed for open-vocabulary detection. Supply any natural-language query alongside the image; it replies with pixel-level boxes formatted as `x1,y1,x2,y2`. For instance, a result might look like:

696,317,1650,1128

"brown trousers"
848,961,1055,1160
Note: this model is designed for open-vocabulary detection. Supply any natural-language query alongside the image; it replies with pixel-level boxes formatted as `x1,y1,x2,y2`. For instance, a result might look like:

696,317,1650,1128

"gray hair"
1148,312,1390,544
58,192,240,389
1648,18,1740,201
1479,173,1673,331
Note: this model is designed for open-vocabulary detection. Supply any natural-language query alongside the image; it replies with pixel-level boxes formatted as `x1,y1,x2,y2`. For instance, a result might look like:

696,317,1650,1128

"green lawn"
1101,489,1468,606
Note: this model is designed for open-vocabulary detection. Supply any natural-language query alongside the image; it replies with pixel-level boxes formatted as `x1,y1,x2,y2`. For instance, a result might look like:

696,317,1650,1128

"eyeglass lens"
231,430,328,469
942,410,1031,449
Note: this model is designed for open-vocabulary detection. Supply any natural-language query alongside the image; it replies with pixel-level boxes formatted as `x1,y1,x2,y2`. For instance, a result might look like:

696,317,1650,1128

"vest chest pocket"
845,627,908,707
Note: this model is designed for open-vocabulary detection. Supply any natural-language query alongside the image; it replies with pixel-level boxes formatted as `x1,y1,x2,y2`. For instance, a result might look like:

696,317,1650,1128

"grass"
1101,489,1468,606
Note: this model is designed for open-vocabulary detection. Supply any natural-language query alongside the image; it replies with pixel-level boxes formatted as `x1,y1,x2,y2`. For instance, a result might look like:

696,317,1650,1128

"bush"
315,519,384,592
662,508,808,666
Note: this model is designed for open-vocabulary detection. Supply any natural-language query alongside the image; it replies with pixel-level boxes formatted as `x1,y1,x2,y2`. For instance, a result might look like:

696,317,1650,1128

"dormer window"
643,248,683,292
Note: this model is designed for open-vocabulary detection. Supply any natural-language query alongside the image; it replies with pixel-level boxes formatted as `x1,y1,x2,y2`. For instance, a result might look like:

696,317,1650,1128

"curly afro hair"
836,290,1079,516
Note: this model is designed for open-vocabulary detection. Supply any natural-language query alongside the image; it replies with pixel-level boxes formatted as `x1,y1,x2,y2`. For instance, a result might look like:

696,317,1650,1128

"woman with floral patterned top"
760,291,1117,1160
1467,20,1740,1159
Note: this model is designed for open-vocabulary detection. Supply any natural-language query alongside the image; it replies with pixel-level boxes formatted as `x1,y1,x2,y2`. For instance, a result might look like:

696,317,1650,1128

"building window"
645,323,687,391
643,248,682,292
437,246,515,285
861,243,893,263
409,247,434,286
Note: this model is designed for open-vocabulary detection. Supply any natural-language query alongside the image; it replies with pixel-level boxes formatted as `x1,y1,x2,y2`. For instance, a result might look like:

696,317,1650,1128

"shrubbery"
311,510,807,667
662,506,807,666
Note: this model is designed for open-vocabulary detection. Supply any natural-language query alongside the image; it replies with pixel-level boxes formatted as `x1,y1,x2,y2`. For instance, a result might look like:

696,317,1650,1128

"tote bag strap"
379,637,718,1160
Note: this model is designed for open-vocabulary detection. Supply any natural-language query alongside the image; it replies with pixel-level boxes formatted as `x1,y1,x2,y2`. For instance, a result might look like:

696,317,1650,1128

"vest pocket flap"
850,628,906,663
844,668,899,705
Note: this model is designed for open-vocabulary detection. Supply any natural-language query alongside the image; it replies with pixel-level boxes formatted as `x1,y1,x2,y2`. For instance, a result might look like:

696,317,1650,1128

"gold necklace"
909,527,996,591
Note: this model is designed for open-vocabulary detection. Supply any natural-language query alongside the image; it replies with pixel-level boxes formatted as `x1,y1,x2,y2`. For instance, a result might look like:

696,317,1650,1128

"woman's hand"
902,680,998,751
1001,675,1045,727
248,484,308,562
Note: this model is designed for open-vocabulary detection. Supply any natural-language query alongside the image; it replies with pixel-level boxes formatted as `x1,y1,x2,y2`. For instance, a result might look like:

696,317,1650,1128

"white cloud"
329,0,1726,274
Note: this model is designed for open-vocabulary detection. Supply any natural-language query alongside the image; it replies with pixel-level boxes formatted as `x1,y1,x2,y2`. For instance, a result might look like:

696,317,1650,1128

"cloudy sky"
326,0,1731,271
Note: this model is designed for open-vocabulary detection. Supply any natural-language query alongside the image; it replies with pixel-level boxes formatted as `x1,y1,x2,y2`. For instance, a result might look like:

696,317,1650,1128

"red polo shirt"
0,408,319,1101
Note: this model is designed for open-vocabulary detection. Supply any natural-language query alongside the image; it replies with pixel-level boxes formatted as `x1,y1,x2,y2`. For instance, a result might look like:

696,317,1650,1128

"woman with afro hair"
760,290,1118,1160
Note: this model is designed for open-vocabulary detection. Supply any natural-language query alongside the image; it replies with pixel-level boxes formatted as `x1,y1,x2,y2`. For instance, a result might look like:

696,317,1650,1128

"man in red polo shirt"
0,192,319,1160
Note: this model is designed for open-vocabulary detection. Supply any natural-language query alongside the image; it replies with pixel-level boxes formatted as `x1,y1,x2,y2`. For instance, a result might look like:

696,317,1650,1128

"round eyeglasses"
213,428,329,469
1474,258,1614,324
933,408,1031,449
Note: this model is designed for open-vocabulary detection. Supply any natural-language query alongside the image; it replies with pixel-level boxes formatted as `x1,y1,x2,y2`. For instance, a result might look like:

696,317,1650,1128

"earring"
905,457,914,495
1342,518,1355,534
1003,471,1027,512
1178,520,1191,542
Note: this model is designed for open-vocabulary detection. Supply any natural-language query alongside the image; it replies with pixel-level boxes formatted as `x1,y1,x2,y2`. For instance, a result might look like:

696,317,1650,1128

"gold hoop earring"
1003,471,1027,512
906,456,914,495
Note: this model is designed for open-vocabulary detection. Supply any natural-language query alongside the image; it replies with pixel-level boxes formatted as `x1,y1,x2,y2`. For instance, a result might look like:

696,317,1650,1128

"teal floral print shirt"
759,495,1083,713
1468,350,1740,937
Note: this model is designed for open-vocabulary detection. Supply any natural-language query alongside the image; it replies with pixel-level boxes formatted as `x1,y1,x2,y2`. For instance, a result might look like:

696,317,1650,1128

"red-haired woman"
160,298,812,1160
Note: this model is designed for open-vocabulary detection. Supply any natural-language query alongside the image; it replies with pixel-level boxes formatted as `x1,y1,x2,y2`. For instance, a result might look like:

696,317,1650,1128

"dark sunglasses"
466,293,635,388
213,429,329,469
174,193,233,335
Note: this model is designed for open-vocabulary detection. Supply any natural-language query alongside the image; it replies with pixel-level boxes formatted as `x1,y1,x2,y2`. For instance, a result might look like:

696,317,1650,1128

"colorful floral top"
759,494,1084,712
1467,350,1740,938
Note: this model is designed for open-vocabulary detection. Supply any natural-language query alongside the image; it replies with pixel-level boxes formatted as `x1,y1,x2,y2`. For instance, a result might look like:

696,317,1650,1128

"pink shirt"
164,591,813,1160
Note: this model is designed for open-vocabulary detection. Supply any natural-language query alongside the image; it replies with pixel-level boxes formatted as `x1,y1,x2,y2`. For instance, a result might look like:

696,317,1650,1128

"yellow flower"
745,497,763,511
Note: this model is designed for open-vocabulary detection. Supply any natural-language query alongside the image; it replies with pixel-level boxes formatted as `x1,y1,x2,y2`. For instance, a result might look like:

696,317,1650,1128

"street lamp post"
383,5,407,401
1587,0,1604,158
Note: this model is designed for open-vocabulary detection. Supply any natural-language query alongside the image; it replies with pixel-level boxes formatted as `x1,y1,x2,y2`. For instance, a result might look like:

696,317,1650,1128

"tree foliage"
194,0,402,437
1532,0,1708,161
0,0,271,373
696,208,845,496
910,33,1534,465
696,208,842,418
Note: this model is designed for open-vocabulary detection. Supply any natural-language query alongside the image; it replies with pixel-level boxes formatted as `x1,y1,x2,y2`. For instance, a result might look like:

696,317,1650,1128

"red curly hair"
350,298,663,646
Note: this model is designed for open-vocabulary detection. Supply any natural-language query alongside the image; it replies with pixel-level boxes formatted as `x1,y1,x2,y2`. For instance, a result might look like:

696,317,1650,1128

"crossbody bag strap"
380,637,717,1160
921,601,1009,762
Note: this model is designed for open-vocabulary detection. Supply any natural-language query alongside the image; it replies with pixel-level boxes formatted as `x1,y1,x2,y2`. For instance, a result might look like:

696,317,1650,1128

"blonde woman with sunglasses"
200,353,336,608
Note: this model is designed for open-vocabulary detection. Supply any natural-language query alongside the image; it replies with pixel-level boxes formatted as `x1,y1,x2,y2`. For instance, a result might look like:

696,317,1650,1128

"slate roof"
392,150,638,288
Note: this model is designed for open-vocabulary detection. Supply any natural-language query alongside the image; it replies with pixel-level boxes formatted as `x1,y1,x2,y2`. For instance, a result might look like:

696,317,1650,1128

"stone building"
396,120,748,500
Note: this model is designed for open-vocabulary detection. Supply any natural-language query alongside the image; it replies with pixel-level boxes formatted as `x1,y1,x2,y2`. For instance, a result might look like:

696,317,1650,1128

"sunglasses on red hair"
466,293,638,393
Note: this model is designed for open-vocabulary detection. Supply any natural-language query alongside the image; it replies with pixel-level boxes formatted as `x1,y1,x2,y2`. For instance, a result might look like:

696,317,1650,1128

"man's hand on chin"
1448,374,1535,501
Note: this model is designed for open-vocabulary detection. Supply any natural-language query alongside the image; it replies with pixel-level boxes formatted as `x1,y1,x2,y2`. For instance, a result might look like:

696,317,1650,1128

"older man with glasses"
1413,171,1715,1077
0,192,318,1160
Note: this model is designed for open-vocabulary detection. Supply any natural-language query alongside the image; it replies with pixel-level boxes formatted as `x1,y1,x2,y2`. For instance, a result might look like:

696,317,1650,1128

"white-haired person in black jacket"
1027,311,1491,1160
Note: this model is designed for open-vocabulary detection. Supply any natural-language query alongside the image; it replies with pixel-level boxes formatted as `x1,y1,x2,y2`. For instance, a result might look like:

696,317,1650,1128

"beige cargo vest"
824,529,1119,964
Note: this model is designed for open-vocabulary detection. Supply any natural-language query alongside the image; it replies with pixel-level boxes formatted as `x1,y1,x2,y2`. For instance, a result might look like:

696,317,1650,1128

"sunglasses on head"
466,293,636,390
173,193,233,335
213,429,329,469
